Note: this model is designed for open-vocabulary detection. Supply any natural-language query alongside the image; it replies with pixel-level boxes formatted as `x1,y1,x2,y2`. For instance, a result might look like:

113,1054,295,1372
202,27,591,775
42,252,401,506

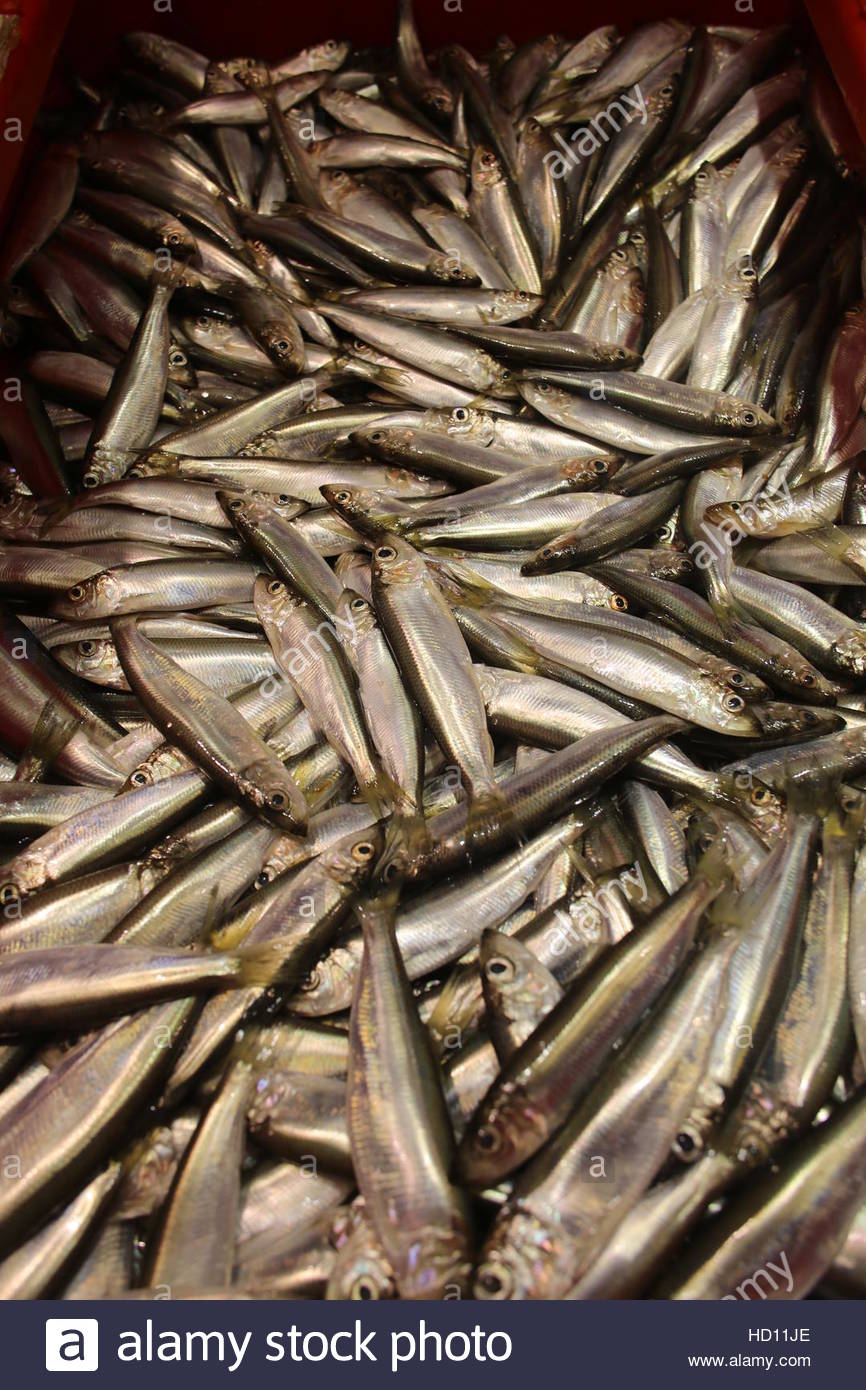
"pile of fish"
1,2,866,1301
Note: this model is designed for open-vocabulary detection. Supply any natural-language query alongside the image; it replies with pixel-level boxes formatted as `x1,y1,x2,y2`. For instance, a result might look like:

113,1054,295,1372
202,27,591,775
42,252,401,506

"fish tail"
233,939,307,989
14,698,82,782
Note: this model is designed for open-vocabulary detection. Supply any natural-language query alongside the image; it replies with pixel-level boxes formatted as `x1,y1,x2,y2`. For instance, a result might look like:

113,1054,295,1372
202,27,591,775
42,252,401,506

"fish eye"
537,382,550,393
0,882,19,904
698,834,714,853
350,597,366,612
452,408,468,422
167,232,181,245
130,769,148,786
196,315,211,328
539,546,554,558
300,967,320,992
351,840,375,861
655,526,669,540
169,350,185,366
723,693,745,712
803,710,818,725
275,339,290,352
741,411,757,426
277,494,291,504
729,501,741,512
370,429,385,442
661,83,674,96
380,861,400,883
674,1130,700,1161
592,458,608,473
256,869,273,886
350,1277,377,1300
266,579,285,595
474,1125,502,1154
728,671,745,686
517,292,529,302
751,786,771,805
269,790,288,808
476,1263,513,1298
611,594,627,610
68,584,87,601
485,955,514,981
78,640,96,655
801,673,815,687
333,490,351,504
376,545,396,562
228,497,244,511
82,470,99,487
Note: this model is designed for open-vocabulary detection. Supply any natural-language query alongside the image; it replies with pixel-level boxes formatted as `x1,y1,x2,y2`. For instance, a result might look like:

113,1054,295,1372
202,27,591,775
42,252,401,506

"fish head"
308,38,351,70
591,339,641,368
643,547,694,581
480,930,561,1032
371,534,425,589
746,701,845,746
292,940,358,1015
0,846,48,899
54,569,121,620
831,631,866,679
242,759,307,832
721,257,758,299
474,1207,566,1299
253,573,296,630
335,587,376,641
321,823,385,891
714,770,787,845
517,379,571,414
216,487,274,532
489,290,543,321
562,454,616,489
249,489,306,519
121,751,179,792
714,401,777,435
154,215,197,258
704,499,766,538
428,252,479,287
259,322,305,373
457,1084,548,1188
328,1201,397,1300
349,424,411,458
706,681,761,735
55,637,123,686
320,483,402,538
470,146,505,191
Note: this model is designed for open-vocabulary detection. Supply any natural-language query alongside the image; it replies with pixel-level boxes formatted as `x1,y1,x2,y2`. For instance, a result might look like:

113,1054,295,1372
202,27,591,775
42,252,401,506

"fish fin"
807,526,866,582
14,698,82,782
233,938,316,989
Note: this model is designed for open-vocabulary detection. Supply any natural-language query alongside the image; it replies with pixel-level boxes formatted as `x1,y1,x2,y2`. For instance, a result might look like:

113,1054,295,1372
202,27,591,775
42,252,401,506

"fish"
0,5,860,1304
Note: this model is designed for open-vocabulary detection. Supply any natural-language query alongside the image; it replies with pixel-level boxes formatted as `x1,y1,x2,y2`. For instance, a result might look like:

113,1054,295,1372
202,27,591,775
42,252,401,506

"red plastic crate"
0,0,860,217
